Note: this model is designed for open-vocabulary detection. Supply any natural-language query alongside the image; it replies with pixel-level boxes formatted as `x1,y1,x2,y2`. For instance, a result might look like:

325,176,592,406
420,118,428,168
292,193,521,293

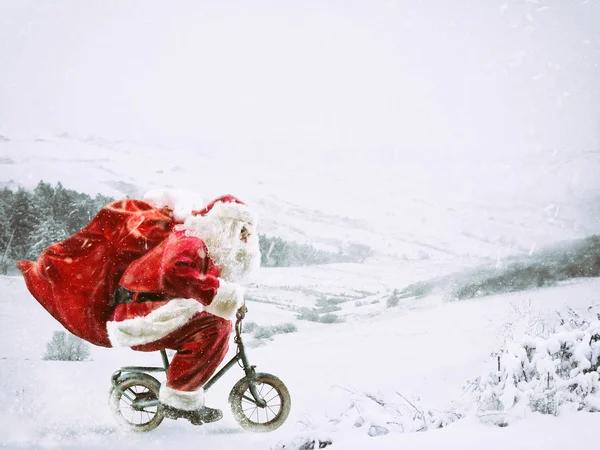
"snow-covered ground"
1,132,599,449
2,1,600,447
2,270,600,449
2,134,598,449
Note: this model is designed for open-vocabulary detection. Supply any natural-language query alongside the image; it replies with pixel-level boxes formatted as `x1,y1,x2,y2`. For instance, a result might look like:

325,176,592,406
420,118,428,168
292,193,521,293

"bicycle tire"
109,374,164,432
229,372,291,432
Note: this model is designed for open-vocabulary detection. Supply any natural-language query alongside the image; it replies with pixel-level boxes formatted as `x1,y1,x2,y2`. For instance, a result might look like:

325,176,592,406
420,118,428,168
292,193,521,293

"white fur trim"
159,385,204,411
107,299,203,347
207,201,258,226
204,280,244,320
143,188,204,222
179,210,261,283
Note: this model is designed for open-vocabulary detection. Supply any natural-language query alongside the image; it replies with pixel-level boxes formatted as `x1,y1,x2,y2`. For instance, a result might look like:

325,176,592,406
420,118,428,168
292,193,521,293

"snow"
1,1,600,447
2,273,600,449
2,135,600,265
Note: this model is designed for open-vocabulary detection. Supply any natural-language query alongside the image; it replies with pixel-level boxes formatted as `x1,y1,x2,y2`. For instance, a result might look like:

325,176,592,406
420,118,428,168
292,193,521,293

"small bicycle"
108,305,291,432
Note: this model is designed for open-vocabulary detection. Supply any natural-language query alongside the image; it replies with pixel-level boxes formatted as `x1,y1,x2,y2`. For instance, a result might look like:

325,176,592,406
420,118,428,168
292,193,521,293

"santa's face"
180,213,261,282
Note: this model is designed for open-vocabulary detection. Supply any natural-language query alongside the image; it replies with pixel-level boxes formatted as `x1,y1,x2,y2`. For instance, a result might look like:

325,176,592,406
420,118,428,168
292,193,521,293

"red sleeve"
159,234,220,306
119,231,221,306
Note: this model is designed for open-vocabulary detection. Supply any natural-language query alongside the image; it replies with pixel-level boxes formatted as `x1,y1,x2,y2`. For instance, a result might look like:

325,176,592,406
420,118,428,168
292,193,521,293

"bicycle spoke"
265,392,280,403
130,387,143,396
121,400,132,408
241,394,258,404
263,386,275,398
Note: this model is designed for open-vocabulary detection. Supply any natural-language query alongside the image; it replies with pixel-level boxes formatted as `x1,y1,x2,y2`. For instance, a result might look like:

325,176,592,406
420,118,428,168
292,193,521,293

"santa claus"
17,193,261,425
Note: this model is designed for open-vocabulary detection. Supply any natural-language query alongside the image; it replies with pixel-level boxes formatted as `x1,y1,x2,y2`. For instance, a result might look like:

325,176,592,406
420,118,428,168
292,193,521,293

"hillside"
2,272,600,449
1,134,599,265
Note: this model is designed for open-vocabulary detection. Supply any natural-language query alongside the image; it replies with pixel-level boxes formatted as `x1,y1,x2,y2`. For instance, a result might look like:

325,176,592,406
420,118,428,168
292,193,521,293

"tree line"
0,181,371,274
397,234,600,301
0,182,114,274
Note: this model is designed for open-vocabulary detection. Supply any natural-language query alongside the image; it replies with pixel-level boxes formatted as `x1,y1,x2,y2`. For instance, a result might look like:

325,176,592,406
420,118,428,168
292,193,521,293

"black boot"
160,403,223,425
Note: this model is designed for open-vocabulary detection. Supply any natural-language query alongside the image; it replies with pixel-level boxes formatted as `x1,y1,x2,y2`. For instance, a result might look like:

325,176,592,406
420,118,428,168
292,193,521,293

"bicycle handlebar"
234,304,248,343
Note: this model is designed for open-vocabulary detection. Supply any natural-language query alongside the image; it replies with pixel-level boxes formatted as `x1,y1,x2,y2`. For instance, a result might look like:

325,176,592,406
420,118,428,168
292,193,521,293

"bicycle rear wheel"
109,375,164,432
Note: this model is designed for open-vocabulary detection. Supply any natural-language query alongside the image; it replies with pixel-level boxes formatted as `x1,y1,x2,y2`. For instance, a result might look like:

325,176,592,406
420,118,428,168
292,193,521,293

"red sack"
17,200,176,347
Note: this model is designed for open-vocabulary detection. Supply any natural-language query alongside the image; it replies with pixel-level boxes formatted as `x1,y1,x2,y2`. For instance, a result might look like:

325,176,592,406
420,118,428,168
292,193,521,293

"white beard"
178,214,261,282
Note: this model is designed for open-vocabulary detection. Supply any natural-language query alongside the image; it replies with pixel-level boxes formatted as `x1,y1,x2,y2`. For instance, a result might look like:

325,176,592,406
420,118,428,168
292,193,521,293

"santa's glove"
205,280,244,320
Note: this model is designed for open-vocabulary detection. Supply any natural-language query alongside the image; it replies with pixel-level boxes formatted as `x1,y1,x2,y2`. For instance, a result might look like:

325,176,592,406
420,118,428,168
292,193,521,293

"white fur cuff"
204,280,243,320
107,299,203,347
159,386,204,411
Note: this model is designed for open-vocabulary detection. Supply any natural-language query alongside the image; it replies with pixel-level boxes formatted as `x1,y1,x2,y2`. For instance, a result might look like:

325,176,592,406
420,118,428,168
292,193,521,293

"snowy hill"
2,273,600,449
2,134,599,265
2,0,600,447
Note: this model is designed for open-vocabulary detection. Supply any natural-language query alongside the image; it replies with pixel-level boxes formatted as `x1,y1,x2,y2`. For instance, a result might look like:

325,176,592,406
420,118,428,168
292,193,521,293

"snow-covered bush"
242,321,259,333
466,309,600,426
319,313,344,324
325,390,461,435
43,331,91,361
297,308,344,324
242,322,298,341
252,323,298,340
386,289,400,308
273,388,462,449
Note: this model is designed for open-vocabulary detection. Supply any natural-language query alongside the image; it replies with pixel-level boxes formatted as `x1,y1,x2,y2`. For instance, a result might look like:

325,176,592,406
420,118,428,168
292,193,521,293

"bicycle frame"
110,305,267,409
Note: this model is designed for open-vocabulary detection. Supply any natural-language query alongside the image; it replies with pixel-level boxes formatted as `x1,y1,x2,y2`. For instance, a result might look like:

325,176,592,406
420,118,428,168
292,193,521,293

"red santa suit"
18,194,260,412
107,196,260,410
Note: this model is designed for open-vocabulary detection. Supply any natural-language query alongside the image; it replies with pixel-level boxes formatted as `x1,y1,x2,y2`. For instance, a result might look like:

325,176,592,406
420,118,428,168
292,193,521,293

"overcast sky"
0,0,599,162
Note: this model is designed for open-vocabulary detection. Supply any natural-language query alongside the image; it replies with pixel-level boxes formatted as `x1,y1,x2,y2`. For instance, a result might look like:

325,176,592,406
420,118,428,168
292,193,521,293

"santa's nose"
240,225,252,243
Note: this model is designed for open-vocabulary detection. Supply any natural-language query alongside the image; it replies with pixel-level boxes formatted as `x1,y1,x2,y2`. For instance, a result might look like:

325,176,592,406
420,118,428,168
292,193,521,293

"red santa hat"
191,194,257,225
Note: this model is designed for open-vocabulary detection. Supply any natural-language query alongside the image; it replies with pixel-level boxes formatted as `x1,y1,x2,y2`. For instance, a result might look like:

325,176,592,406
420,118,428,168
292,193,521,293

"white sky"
0,0,599,162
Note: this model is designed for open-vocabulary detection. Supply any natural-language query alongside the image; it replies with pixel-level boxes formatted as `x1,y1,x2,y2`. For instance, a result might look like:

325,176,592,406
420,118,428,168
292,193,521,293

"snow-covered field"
2,269,600,450
2,1,600,448
1,136,600,449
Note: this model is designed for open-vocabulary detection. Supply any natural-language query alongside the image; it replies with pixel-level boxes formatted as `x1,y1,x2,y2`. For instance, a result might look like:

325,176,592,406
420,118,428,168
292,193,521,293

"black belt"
113,286,168,306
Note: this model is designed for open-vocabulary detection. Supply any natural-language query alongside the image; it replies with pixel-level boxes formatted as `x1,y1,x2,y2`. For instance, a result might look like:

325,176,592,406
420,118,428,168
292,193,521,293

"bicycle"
108,305,291,432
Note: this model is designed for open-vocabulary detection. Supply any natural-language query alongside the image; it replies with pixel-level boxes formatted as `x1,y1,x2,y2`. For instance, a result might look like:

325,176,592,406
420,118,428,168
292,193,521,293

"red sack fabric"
16,200,176,347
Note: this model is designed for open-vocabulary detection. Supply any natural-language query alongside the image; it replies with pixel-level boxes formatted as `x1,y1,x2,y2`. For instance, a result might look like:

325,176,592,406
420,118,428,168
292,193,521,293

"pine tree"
33,181,55,218
0,203,13,274
8,188,36,260
29,216,69,257
66,196,96,235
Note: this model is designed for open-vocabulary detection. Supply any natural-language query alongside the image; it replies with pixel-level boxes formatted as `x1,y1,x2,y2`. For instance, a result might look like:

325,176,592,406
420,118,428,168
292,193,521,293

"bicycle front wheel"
228,372,291,432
